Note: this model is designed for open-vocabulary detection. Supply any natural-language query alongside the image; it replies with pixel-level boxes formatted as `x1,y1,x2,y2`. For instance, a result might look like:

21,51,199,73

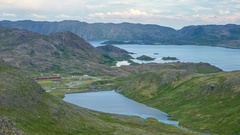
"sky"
0,0,240,29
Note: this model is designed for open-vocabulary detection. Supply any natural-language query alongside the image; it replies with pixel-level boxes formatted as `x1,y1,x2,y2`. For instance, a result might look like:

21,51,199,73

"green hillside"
118,66,240,134
0,59,196,134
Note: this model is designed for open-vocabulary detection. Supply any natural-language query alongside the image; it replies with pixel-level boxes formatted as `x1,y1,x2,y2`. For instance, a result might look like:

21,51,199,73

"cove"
89,40,240,71
63,90,179,126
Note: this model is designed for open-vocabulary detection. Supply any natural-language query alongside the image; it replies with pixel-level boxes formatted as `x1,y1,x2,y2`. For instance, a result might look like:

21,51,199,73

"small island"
162,56,179,61
136,55,156,61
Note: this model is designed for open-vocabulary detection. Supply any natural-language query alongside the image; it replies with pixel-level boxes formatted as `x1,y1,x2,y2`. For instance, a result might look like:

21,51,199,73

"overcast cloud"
0,0,239,29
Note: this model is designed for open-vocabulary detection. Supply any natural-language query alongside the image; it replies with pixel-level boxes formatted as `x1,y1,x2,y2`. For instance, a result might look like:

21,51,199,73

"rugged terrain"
0,26,127,76
0,20,240,48
117,63,240,134
0,24,239,135
0,27,196,134
0,59,196,135
96,44,133,61
0,26,103,68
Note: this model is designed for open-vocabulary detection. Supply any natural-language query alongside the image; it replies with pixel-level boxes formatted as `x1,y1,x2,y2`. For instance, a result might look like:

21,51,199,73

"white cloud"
128,9,148,16
0,0,43,10
1,12,16,17
192,12,240,23
0,0,240,28
231,0,240,2
85,5,106,10
55,14,71,19
87,9,150,20
218,10,231,15
54,14,84,21
30,14,48,19
149,9,171,14
192,6,212,12
107,9,149,17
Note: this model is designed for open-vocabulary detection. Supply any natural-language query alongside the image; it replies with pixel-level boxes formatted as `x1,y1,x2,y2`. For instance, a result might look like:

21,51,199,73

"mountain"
117,63,240,134
175,24,240,48
0,26,118,75
0,20,176,41
0,20,240,48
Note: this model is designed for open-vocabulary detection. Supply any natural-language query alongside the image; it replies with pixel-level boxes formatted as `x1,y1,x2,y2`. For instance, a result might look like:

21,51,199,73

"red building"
34,75,61,81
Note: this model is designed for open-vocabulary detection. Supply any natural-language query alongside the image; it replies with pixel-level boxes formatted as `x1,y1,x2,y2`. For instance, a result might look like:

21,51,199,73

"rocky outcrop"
0,116,25,135
96,44,133,61
136,55,155,61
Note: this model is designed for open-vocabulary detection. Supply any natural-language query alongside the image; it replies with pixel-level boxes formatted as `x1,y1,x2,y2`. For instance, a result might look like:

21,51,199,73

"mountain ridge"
0,20,240,48
0,26,108,73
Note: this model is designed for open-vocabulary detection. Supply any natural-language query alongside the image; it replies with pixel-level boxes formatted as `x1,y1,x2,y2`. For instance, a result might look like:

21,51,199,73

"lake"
89,40,240,71
63,90,179,126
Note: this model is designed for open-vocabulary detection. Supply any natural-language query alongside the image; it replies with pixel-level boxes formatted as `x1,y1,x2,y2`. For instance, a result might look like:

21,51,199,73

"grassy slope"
0,60,195,135
119,70,240,135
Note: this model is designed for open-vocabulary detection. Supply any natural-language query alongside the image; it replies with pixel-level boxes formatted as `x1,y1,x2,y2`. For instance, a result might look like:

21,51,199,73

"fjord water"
89,41,240,71
63,90,179,126
115,45,240,71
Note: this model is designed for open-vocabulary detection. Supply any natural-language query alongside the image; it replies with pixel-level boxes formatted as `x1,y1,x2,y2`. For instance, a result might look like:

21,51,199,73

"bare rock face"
0,116,25,135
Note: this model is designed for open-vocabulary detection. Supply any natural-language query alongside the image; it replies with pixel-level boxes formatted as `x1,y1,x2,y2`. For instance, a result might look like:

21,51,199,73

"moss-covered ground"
0,61,195,134
119,71,240,135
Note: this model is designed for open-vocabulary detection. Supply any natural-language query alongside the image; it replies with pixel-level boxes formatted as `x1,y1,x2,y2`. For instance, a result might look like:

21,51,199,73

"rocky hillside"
0,26,112,73
0,115,25,134
96,44,133,61
120,62,223,74
175,24,240,48
117,62,240,135
0,20,240,48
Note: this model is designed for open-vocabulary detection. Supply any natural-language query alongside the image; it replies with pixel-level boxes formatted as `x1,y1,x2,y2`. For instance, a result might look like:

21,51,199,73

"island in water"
162,56,179,61
136,55,156,61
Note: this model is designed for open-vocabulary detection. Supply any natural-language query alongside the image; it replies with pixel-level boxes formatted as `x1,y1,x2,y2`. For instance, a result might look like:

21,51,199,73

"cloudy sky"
0,0,240,29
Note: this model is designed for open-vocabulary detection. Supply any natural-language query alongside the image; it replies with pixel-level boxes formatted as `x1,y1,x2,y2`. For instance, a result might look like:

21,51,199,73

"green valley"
117,64,240,134
0,26,239,135
0,58,194,135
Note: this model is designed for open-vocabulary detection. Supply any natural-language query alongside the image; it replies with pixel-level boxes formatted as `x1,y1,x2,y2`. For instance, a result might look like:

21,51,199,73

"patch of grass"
0,60,195,134
119,70,240,134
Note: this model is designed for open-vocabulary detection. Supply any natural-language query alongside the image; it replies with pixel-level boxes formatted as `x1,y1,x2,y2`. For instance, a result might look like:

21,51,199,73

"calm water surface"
89,40,240,71
63,90,179,126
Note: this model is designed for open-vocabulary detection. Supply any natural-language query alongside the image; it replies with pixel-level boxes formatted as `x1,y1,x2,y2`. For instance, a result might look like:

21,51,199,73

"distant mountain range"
0,20,240,48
